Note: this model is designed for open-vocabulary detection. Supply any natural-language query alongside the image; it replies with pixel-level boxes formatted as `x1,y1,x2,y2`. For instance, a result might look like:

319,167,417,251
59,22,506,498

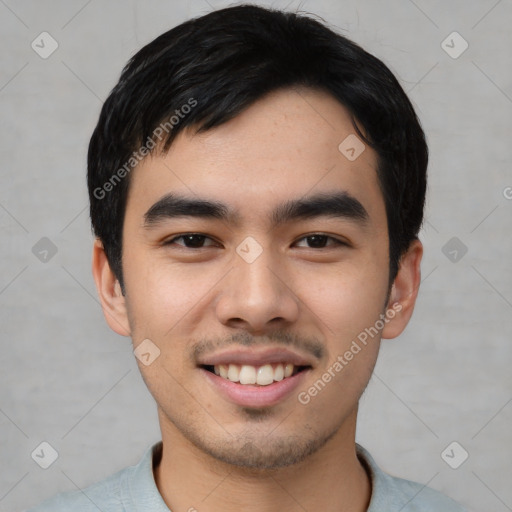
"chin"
187,425,341,470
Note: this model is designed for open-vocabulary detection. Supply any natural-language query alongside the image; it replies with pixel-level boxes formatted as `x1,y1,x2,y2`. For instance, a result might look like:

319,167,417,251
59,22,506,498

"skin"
93,87,422,512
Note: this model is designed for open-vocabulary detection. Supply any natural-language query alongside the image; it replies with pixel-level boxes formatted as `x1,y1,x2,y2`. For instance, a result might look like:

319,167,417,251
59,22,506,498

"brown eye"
294,234,347,249
165,234,217,248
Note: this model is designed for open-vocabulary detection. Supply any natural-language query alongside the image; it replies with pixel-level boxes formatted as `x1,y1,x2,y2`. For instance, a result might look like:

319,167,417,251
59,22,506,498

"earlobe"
381,239,423,340
91,239,131,337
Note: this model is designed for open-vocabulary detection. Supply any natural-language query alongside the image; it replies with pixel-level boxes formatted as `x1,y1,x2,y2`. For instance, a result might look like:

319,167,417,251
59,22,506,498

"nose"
215,246,300,334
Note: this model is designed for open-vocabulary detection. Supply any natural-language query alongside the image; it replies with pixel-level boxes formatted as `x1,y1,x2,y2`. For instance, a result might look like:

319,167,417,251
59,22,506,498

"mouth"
199,361,313,408
197,347,316,408
201,363,310,386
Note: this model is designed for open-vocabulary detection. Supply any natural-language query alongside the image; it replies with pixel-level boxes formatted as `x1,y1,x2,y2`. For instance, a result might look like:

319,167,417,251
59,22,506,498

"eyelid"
163,233,220,247
163,232,350,248
294,233,350,248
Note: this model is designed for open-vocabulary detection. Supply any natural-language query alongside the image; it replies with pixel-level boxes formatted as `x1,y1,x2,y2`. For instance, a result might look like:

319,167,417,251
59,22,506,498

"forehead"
126,88,385,228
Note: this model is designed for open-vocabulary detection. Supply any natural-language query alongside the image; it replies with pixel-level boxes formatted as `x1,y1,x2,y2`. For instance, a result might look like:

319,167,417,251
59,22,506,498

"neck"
154,408,371,512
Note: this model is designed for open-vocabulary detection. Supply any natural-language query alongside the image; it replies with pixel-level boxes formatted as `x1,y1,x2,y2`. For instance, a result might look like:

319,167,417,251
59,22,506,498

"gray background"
1,1,511,511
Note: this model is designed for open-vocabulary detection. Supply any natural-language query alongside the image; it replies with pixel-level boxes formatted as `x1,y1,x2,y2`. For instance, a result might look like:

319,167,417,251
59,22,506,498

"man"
29,4,467,511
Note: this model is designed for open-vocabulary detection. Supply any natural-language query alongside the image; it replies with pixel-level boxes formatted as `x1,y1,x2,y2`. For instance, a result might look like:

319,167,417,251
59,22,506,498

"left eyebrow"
143,191,369,228
270,191,369,227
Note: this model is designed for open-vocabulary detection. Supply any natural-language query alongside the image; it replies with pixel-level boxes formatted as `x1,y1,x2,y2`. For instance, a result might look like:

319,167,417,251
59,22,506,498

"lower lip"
200,367,311,408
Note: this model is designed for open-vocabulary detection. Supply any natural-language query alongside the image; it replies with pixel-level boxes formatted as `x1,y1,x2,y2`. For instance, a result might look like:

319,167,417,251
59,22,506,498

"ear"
91,238,131,337
381,239,423,339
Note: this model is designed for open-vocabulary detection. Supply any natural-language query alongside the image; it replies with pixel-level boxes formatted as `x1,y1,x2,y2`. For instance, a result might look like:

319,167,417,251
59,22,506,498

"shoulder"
356,444,468,512
26,443,163,512
26,463,134,512
377,473,468,511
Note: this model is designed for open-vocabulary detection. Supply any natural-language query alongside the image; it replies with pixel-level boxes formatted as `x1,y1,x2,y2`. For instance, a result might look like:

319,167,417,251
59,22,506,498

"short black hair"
88,4,428,290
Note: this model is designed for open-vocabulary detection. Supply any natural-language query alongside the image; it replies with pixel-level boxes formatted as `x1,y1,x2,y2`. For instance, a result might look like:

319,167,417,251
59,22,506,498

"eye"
294,234,348,249
164,234,219,249
163,233,348,250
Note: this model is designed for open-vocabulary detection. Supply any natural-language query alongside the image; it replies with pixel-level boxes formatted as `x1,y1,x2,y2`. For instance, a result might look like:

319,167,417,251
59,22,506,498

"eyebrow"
143,191,369,229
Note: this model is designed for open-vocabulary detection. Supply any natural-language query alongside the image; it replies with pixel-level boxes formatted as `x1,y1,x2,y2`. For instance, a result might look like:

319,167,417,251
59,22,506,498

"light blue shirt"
27,442,467,511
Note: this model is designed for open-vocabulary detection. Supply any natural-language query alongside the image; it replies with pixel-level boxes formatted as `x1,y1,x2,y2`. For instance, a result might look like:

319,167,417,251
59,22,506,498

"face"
95,87,421,469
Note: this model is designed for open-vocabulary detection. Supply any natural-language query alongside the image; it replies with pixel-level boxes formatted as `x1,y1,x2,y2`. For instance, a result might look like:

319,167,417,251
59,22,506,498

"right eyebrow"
143,193,235,227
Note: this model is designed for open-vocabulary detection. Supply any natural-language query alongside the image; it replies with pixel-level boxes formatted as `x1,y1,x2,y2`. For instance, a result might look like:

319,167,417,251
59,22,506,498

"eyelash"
163,233,349,250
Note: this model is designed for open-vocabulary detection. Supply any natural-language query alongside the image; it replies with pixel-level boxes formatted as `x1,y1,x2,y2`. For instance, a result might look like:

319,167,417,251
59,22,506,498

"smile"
200,364,312,408
197,346,315,407
204,363,307,385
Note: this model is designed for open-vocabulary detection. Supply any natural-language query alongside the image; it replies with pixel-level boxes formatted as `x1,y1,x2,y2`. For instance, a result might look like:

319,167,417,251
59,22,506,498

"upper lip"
197,347,316,368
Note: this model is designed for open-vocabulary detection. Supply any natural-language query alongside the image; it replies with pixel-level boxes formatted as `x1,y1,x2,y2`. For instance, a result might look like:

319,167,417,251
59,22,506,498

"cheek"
123,255,215,403
297,256,389,338
294,259,388,401
123,252,223,339
294,267,387,410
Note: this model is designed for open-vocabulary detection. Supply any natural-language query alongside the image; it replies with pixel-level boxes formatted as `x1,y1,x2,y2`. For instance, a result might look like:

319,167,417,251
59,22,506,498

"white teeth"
256,364,274,386
239,365,257,385
219,364,228,379
227,364,240,382
212,363,298,385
